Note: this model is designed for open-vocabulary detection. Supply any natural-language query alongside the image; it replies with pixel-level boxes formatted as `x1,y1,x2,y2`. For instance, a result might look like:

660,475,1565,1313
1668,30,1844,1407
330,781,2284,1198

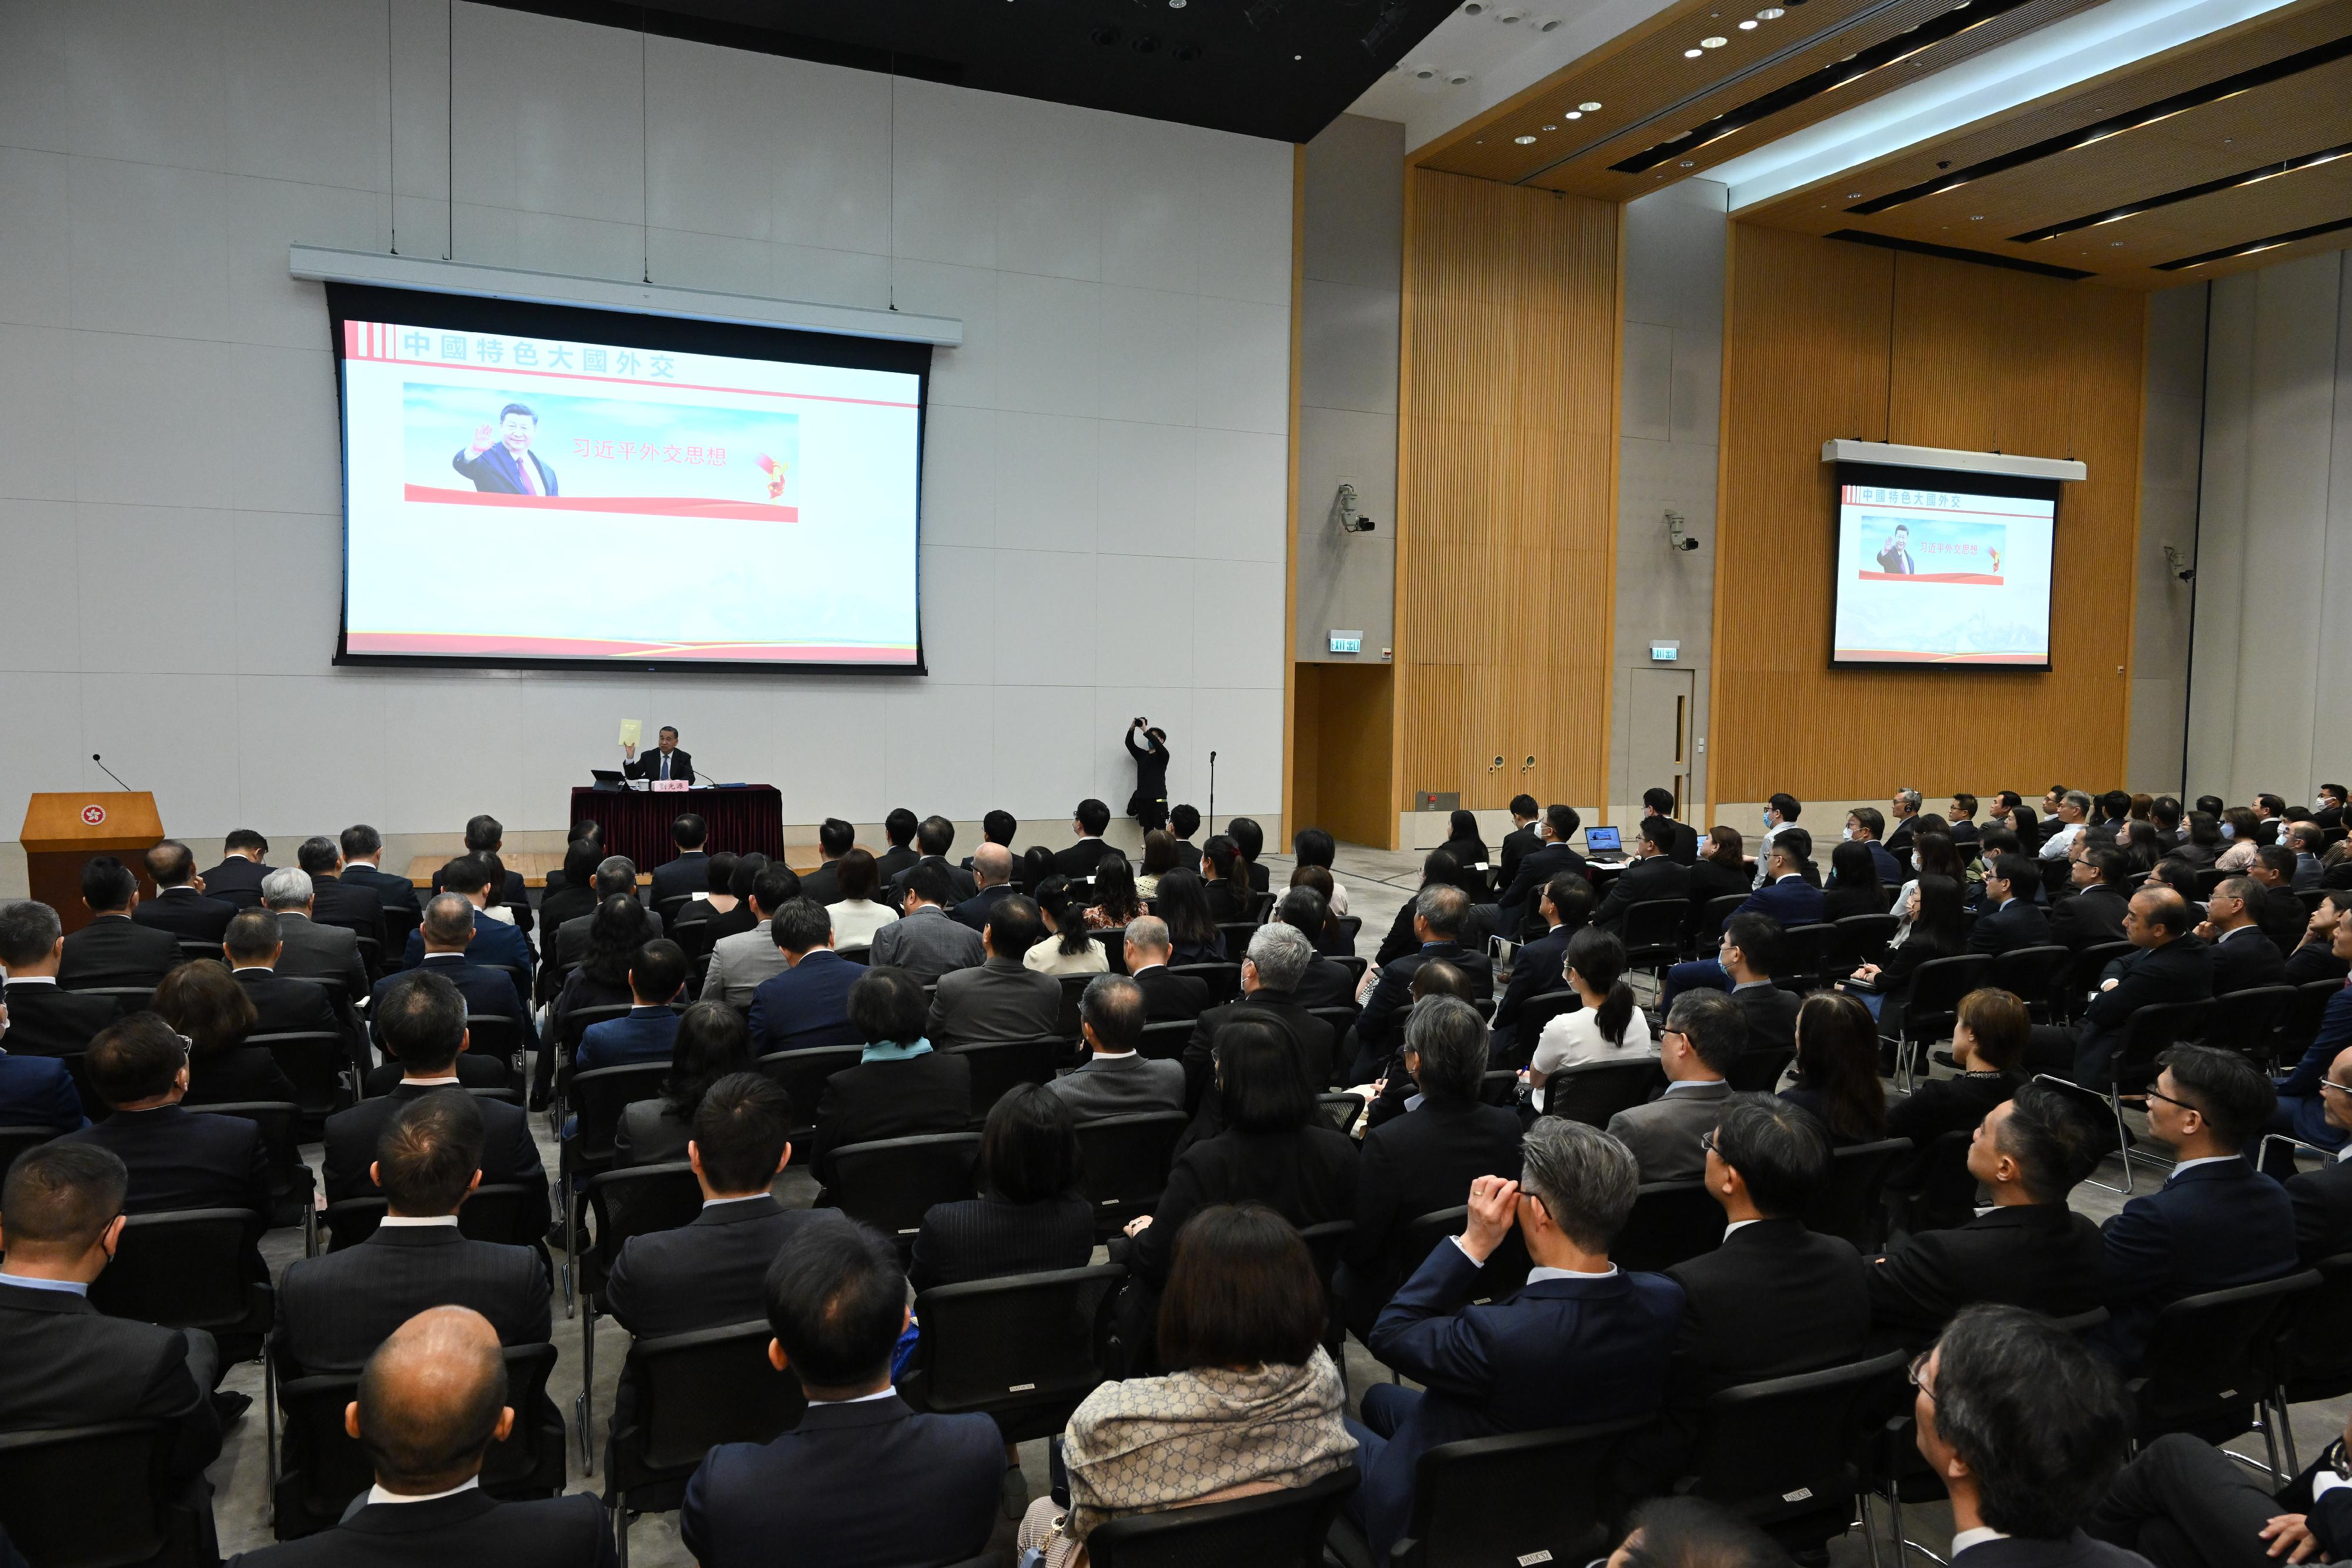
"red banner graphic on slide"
1832,649,2042,664
403,484,799,523
1856,570,2004,586
345,630,918,663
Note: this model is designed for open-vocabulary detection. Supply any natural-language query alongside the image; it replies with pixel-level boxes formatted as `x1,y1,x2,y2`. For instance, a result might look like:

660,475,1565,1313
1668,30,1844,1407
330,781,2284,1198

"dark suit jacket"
2099,1155,2297,1365
1887,1071,2016,1171
339,862,422,915
873,845,921,887
1732,982,1800,1053
1294,957,1359,1013
233,967,343,1039
322,1084,549,1236
58,914,179,991
1885,816,1918,860
747,951,864,1054
1180,990,1340,1118
908,1192,1094,1290
1344,1098,1524,1304
1361,1241,1683,1554
622,747,693,784
924,957,1059,1049
185,1045,300,1108
58,1104,268,1216
369,954,536,1055
400,908,532,987
2,980,129,1058
1869,1202,2106,1343
278,1224,550,1373
576,1007,680,1074
0,1280,220,1483
886,855,978,908
1052,838,1114,880
272,911,369,999
1357,942,1494,1062
606,1198,846,1338
2049,885,2129,952
0,1051,86,1129
1823,884,1889,924
1970,897,2054,956
1951,1532,2152,1568
1653,818,1701,865
2287,1156,2352,1265
1125,1124,1357,1286
306,875,389,948
1687,858,1752,915
225,1489,613,1568
810,1052,974,1186
948,882,1014,933
1737,875,1826,928
1490,925,1572,1057
452,441,559,495
132,887,236,944
197,857,273,910
1497,842,1590,923
2074,935,2214,1084
2210,924,2288,994
1131,964,1212,1021
1496,827,1542,900
650,851,710,911
1596,857,1693,932
682,1393,1002,1568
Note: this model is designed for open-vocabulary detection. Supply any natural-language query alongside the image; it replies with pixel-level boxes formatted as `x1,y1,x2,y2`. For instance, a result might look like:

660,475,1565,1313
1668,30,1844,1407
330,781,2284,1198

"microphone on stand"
92,753,136,791
1208,750,1218,825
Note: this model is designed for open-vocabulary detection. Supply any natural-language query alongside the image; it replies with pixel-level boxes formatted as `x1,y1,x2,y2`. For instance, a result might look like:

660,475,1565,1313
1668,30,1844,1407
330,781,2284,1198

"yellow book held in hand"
618,720,643,749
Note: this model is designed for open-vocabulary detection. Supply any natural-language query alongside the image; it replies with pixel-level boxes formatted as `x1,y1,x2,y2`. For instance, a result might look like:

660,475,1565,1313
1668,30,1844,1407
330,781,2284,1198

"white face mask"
2220,823,2235,839
1842,826,1856,842
1764,810,1776,830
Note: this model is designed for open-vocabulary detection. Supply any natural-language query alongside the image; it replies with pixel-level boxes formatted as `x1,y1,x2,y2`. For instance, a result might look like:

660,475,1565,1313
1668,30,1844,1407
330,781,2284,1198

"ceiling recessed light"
1700,35,1727,46
1565,110,1582,119
1537,16,1562,30
1756,5,1783,14
1294,53,1304,61
1446,69,1471,83
2110,240,2125,247
1970,214,1984,220
1684,47,1703,56
1680,159,1696,167
1543,124,1558,131
1738,19,1757,28
1846,192,1861,198
1411,64,1436,78
1579,101,1603,111
1515,134,1538,143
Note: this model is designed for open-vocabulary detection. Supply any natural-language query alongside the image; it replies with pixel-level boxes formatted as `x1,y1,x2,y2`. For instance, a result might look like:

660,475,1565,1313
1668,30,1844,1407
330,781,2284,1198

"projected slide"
335,310,923,667
1830,479,2056,668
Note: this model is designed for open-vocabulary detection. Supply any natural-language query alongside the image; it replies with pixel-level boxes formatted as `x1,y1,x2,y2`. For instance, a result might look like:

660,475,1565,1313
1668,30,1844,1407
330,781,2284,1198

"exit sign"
1329,630,1363,654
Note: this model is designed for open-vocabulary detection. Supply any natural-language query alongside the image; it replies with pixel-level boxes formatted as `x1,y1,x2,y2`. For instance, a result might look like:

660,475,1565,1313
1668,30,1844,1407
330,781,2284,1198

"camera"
2162,544,2194,583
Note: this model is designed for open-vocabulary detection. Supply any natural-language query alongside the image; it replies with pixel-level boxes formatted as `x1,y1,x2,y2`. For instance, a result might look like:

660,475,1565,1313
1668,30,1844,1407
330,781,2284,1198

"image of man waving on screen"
1875,524,1916,575
452,402,560,496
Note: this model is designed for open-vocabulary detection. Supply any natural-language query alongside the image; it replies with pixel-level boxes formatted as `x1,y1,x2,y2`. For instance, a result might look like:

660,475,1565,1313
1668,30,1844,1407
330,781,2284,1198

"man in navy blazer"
1488,874,1595,1061
1662,833,1820,1007
1970,856,2053,955
134,842,236,944
681,1221,1001,1568
58,1015,270,1229
338,824,422,915
573,941,684,1074
949,843,1017,933
2030,888,2213,1086
451,403,559,494
2097,1046,2297,1368
369,895,537,1062
400,858,532,987
746,900,864,1054
0,994,88,1129
1351,1119,1683,1557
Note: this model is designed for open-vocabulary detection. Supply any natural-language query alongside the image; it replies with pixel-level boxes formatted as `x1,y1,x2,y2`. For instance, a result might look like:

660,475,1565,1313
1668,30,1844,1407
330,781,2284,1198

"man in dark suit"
810,968,973,1193
2097,1046,2297,1367
451,402,559,492
231,1306,612,1568
2200,876,2288,994
550,856,638,977
1606,991,1742,1183
0,900,123,1058
747,900,864,1054
1492,804,1589,929
873,808,921,888
2284,1043,2352,1262
1052,798,1115,880
1945,794,1982,850
2031,888,2214,1086
1043,975,1187,1121
400,858,533,988
869,862,986,985
1886,788,1923,864
949,841,1017,934
1355,883,1492,1074
0,994,87,1129
1662,836,1820,1008
1276,890,1363,1012
58,1014,269,1224
2263,974,2352,1164
619,723,694,784
263,868,371,1001
1915,1306,2143,1568
1722,917,1802,1053
570,940,685,1076
606,1074,840,1338
198,829,273,911
367,895,535,1088
135,840,236,944
224,910,346,1040
1180,925,1340,1125
338,824,422,917
681,1221,1001,1568
1349,1119,1684,1557
1123,916,1212,1021
1845,808,1904,884
280,1092,549,1373
796,818,853,907
1165,803,1203,872
426,818,533,941
925,898,1060,1048
1970,855,2053,955
884,816,980,907
1595,817,1693,931
1870,1086,2107,1343
1495,795,1543,900
322,972,548,1246
293,837,389,952
1642,788,1702,865
0,1144,223,1532
649,813,711,911
2049,847,2132,953
1875,524,1916,574
2092,1420,2352,1568
57,855,179,991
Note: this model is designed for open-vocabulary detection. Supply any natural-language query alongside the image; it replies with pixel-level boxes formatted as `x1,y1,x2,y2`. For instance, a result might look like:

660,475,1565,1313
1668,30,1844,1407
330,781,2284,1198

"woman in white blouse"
1527,928,1656,1096
1025,875,1110,975
824,847,898,948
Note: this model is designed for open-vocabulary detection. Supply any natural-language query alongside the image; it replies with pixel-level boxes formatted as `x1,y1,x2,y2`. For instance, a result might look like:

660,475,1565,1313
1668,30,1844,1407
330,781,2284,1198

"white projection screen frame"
1828,460,2065,671
327,282,931,674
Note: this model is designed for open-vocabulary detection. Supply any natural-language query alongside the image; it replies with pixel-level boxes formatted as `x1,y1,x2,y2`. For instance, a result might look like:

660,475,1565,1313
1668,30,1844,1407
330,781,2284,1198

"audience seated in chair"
234,1307,612,1568
152,959,296,1108
2261,925,2352,1169
2200,875,2289,995
335,824,420,918
1886,986,2024,1187
1599,818,1696,932
1356,884,1491,1072
1044,974,1185,1120
260,867,370,1004
572,938,686,1076
1027,876,1110,976
647,812,711,912
870,861,987,985
2284,892,2352,984
400,856,533,986
2027,888,2214,1086
1661,835,1818,1008
2094,1409,2352,1568
0,991,86,1131
1182,924,1340,1139
1490,804,1591,930
681,1220,1003,1568
550,856,639,978
699,865,794,1008
614,1002,753,1169
2050,846,2133,953
810,965,973,1195
1779,992,1887,1146
1122,916,1213,1021
1529,927,1658,1096
951,841,1018,934
134,839,238,944
0,899,128,1058
369,894,534,1089
1915,1305,2141,1568
1606,990,1743,1183
1870,1085,2107,1344
295,835,389,951
198,830,275,911
1017,1204,1356,1566
910,1082,1094,1290
2283,1043,2352,1263
926,895,1059,1049
1493,875,1598,1062
1348,1118,1682,1558
1279,890,1364,1009
746,898,864,1055
223,909,345,1041
886,815,982,910
2095,1045,2297,1367
59,1013,269,1227
279,1092,550,1374
824,848,899,951
58,854,179,991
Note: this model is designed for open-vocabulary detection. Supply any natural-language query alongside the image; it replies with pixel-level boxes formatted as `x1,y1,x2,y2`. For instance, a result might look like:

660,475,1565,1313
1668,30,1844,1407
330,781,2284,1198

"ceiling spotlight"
1846,192,1861,198
1543,123,1558,130
1680,159,1696,166
1684,47,1702,56
1700,35,1728,46
1515,134,1538,143
1756,4,1784,14
1565,110,1582,119
1169,0,1185,6
1537,15,1562,28
1462,1,1485,12
1497,7,1525,21
1738,18,1756,26
1969,214,1983,220
1579,101,1602,110
1411,63,1438,78
1446,69,1471,83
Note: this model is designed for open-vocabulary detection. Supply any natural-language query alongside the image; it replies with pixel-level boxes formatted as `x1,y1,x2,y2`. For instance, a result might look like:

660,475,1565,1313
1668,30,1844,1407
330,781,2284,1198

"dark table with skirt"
568,785,786,873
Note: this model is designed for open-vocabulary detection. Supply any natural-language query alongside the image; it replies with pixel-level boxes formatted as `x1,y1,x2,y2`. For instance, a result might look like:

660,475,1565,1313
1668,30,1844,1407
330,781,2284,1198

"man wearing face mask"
2316,785,2347,832
1754,794,1801,888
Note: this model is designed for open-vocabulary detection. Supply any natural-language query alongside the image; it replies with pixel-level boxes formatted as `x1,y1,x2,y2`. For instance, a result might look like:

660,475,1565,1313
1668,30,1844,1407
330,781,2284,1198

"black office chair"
2278,979,2347,1062
320,1181,544,1255
603,1320,807,1567
2063,941,2136,1021
1801,1137,1911,1252
1693,892,1748,955
654,894,691,933
2268,1251,2352,1475
1085,1467,1358,1568
55,985,155,1012
1722,1046,1793,1093
1332,954,1369,986
900,1263,1128,1442
1890,955,1990,1091
553,1004,638,1107
1317,1092,1364,1134
1395,1208,1529,1310
1539,1057,1662,1124
1072,1112,1190,1238
574,1161,704,1471
1679,1350,1909,1552
1773,923,1845,993
754,1044,865,1142
1833,913,1900,971
1504,989,1580,1069
1887,1128,1977,1236
1387,1416,1651,1568
2203,984,2297,1067
246,1031,352,1130
1169,962,1242,1005
177,940,226,965
1054,972,1094,1037
1137,1019,1194,1062
1620,901,1687,982
947,1037,1063,1124
1614,1181,1723,1273
86,1208,273,1362
831,1131,981,1248
0,1420,204,1568
1987,944,2072,1023
2129,1270,2319,1467
188,1100,313,1245
1216,921,1261,960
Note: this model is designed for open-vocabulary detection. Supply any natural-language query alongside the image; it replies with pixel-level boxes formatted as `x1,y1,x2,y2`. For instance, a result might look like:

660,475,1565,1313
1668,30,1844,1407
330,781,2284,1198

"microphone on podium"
92,753,137,791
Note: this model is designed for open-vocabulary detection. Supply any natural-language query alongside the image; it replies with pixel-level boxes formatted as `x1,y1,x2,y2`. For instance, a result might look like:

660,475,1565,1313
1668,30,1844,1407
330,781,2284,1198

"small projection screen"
1829,462,2060,670
327,283,929,672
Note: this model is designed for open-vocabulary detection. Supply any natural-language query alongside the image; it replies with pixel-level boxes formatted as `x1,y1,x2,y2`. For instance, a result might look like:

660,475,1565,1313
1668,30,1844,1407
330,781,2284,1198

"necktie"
518,453,542,496
660,753,669,780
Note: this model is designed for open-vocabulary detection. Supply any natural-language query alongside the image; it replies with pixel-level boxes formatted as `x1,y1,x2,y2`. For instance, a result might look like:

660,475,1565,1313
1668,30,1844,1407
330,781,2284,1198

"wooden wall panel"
1397,170,1621,816
1294,663,1398,850
1710,225,2148,806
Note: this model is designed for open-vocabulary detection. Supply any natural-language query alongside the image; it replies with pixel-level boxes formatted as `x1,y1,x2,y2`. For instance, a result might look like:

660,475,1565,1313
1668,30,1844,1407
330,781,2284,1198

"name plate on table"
652,779,691,793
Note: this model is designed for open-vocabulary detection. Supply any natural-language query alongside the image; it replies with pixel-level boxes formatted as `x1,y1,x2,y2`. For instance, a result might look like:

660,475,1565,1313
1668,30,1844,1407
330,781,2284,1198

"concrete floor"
203,842,2346,1561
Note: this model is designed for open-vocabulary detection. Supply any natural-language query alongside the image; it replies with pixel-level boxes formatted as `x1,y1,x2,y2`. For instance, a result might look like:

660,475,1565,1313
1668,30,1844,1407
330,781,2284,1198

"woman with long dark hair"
1528,927,1655,1093
1439,809,1490,897
1088,854,1148,930
910,1082,1094,1290
1153,869,1227,964
615,1001,753,1168
1026,875,1108,975
552,892,657,1039
1200,835,1254,924
1136,830,1180,900
1782,991,1887,1144
1843,872,1963,1028
1824,840,1890,921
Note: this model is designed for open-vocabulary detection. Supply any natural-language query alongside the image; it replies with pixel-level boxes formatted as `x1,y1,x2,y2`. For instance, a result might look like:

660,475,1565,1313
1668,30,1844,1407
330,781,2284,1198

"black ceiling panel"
473,0,1458,143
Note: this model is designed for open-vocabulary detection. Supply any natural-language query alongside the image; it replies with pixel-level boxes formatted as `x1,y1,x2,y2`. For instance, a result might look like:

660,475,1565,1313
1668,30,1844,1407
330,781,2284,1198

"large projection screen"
327,283,930,673
1829,462,2060,670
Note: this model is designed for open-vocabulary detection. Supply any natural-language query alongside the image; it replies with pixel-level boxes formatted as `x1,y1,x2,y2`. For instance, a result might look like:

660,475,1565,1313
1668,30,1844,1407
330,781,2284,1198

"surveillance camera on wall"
1335,482,1378,534
1665,510,1700,553
2163,543,2195,583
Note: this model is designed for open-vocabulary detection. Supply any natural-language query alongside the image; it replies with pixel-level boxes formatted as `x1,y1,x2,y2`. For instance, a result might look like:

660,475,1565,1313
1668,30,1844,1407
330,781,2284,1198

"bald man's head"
972,841,1013,889
353,1307,512,1493
2127,887,2191,948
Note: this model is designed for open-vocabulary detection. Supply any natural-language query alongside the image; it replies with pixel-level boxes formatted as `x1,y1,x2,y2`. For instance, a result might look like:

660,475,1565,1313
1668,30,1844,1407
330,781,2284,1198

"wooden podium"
20,793,165,935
